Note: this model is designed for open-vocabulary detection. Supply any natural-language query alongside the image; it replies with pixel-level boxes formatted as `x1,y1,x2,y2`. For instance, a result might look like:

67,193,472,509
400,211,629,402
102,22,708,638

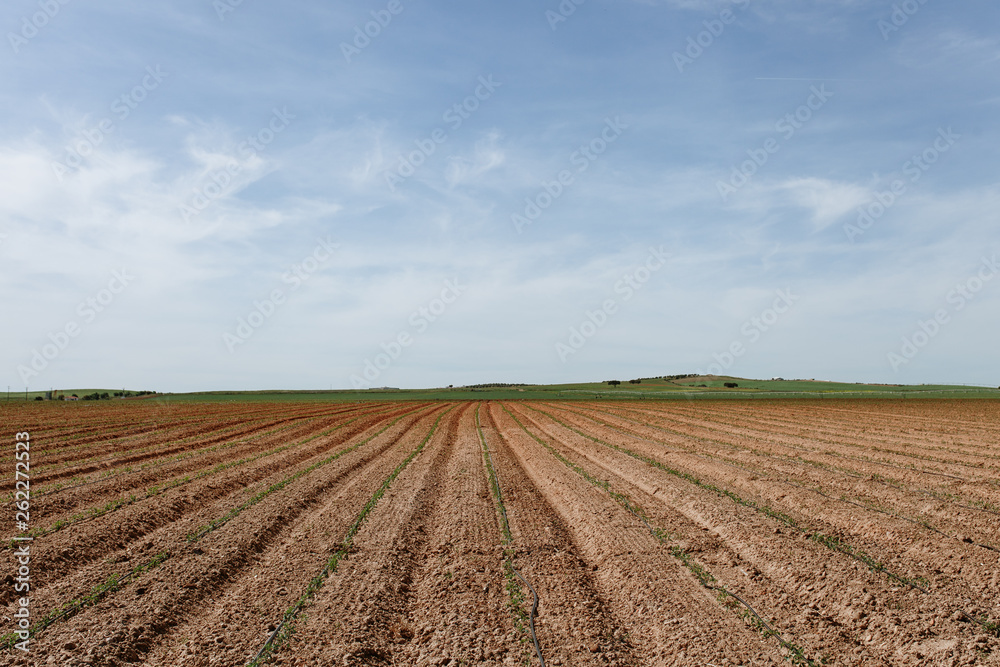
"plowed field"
2,399,999,666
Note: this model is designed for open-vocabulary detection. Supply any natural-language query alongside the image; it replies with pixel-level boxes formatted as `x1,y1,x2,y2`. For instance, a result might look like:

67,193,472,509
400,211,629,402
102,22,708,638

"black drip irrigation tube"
477,406,546,667
250,626,283,665
514,568,544,666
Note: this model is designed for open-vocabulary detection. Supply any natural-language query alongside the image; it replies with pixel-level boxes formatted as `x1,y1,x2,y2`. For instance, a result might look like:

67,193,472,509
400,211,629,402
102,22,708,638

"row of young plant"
571,403,1000,550
528,404,1000,637
21,404,381,500
500,404,820,666
674,401,1000,461
775,475,999,554
187,405,430,542
532,404,928,591
24,415,283,478
625,402,1000,480
559,405,970,541
33,421,304,500
475,405,545,667
4,415,365,548
245,405,456,667
0,405,436,652
18,401,356,471
0,552,171,650
15,398,254,431
611,403,1000,509
2,413,194,451
11,407,278,460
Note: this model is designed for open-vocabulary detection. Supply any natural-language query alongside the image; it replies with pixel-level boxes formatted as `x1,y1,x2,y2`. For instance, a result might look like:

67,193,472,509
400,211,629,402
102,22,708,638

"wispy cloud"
1,0,997,389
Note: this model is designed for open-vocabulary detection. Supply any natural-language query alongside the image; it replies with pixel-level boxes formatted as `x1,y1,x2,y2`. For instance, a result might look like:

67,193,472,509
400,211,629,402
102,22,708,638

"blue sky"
2,0,998,391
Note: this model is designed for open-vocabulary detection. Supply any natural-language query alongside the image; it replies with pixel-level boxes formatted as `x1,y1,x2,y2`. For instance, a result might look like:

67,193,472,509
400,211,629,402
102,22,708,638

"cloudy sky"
2,0,998,392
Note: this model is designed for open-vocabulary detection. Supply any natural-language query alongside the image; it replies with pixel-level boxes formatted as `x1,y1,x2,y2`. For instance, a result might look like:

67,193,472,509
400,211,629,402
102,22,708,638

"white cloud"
444,130,505,189
774,177,870,230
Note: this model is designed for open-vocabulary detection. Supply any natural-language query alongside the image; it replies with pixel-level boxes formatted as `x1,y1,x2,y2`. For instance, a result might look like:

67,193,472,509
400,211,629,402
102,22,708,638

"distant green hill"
40,376,993,404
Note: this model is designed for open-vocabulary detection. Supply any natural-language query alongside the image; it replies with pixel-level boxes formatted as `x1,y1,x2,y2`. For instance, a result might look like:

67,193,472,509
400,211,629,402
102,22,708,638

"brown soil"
0,399,997,666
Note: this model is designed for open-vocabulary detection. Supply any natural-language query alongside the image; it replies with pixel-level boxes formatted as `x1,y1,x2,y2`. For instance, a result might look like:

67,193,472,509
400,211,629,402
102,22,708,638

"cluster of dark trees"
67,390,156,401
605,379,644,387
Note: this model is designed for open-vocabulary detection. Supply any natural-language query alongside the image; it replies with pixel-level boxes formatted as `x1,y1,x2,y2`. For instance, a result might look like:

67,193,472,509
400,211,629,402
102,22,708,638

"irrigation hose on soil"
249,626,283,664
477,406,546,667
514,567,545,667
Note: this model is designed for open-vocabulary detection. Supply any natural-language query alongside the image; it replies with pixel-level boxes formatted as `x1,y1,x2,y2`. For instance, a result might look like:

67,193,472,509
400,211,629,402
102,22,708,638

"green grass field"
11,375,994,404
